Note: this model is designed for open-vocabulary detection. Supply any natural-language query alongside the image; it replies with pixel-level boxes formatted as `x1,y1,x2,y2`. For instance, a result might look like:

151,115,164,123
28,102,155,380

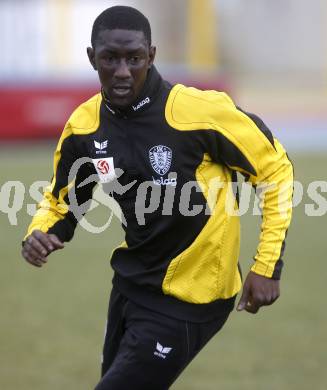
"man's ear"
148,46,156,69
87,47,97,70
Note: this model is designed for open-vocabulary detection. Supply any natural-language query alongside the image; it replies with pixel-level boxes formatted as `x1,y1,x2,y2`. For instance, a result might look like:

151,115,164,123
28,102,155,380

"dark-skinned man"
22,6,293,390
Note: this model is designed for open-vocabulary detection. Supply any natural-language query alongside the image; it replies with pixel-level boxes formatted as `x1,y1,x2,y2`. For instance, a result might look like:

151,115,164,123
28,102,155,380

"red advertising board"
0,85,99,139
0,77,231,139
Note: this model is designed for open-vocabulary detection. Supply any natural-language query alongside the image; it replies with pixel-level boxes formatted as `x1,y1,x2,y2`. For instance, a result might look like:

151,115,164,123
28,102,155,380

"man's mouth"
112,85,133,98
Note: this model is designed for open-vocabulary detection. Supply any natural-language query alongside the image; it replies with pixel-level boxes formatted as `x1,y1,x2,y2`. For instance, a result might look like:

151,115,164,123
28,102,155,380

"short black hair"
91,6,152,48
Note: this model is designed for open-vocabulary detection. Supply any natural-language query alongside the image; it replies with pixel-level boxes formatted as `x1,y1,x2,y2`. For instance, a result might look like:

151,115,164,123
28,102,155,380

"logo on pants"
154,342,172,359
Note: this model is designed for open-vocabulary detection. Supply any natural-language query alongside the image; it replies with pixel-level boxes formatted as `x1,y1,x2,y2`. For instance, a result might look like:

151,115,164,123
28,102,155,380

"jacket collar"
101,66,163,118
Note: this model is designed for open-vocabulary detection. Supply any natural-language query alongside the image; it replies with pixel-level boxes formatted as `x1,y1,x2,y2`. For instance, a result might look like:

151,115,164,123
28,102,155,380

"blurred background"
0,0,326,389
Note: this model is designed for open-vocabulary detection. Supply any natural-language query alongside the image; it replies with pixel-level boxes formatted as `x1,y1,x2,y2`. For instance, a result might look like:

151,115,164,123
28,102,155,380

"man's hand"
22,230,64,268
236,271,280,314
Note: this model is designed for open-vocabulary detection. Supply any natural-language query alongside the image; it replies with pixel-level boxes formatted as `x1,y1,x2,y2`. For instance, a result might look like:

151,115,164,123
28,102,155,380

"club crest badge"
149,145,172,175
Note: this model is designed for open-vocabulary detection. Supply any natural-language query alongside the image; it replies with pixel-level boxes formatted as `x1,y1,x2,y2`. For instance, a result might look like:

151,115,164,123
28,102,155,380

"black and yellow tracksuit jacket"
25,67,293,321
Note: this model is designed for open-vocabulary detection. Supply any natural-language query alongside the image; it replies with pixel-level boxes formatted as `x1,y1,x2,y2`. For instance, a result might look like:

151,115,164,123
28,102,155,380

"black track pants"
94,287,231,390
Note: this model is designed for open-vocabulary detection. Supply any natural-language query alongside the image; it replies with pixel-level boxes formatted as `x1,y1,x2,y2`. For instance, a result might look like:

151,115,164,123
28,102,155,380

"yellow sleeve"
213,106,294,279
246,137,293,278
24,123,96,242
24,94,101,242
165,85,294,278
24,124,76,241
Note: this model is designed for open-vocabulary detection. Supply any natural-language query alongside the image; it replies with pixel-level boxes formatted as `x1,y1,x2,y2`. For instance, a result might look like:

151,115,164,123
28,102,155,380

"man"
22,6,293,390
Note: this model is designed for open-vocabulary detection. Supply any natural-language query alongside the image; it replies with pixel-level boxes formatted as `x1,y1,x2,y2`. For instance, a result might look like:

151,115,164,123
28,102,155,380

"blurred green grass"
0,144,326,390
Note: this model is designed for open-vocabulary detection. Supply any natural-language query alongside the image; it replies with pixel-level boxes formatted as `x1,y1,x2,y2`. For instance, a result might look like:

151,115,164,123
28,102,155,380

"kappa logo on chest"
149,145,172,176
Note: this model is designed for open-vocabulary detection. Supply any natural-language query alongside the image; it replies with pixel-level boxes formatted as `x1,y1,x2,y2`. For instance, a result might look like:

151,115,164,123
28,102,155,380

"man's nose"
114,59,131,79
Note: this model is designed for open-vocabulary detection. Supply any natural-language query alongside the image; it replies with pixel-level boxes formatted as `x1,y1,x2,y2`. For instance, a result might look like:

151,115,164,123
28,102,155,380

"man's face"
87,29,156,109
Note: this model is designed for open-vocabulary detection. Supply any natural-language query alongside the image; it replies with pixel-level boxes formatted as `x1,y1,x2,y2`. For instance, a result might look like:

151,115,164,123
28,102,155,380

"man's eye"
104,56,115,64
130,56,140,64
